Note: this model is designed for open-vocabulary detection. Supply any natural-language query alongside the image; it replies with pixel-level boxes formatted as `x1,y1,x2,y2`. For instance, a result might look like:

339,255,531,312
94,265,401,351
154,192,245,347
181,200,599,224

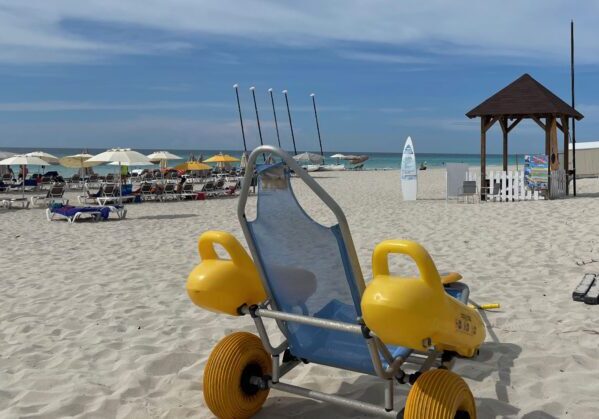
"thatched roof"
466,73,583,120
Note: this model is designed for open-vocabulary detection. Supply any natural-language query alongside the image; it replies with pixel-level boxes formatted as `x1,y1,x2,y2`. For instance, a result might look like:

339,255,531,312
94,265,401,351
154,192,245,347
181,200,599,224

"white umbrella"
25,151,59,164
0,154,52,199
147,151,182,169
293,152,324,164
330,153,346,159
0,150,16,160
88,148,152,206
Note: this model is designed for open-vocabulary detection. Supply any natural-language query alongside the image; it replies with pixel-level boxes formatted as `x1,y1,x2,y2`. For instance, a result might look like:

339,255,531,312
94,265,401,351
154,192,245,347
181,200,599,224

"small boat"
320,164,345,171
303,165,321,172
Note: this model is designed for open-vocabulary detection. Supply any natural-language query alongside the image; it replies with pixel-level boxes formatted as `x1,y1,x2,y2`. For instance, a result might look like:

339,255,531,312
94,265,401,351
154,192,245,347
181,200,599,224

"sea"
0,147,528,176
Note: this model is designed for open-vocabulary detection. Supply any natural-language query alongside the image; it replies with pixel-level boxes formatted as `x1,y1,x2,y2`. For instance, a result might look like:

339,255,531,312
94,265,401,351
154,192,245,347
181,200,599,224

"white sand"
2,170,599,418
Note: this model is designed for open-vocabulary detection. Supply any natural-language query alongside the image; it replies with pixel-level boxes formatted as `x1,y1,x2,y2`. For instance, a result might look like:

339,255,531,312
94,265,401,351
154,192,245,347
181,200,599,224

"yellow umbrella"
174,161,212,171
204,153,240,163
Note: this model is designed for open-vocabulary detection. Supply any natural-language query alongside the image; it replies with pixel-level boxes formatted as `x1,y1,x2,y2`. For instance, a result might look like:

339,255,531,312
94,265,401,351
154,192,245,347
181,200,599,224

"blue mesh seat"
246,163,410,374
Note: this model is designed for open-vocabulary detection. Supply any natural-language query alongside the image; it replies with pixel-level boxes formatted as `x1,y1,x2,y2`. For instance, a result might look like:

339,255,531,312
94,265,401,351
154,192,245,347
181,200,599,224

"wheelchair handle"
372,240,443,292
198,231,255,271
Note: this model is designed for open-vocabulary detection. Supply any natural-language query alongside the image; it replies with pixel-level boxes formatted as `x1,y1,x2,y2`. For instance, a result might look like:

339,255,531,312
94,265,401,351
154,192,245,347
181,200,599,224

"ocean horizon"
0,146,531,175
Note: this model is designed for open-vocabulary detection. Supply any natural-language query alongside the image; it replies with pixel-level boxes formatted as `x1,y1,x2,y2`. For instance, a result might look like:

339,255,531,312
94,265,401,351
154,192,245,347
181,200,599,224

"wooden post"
481,117,487,200
545,117,552,197
500,117,508,171
562,116,570,195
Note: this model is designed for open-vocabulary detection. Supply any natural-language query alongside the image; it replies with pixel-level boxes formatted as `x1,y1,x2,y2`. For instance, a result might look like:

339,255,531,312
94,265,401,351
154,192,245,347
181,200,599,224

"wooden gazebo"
466,74,583,198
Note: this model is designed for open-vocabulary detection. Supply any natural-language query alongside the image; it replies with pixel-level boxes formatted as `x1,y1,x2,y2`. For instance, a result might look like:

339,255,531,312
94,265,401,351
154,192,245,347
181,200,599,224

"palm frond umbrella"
147,151,182,169
87,148,152,206
0,155,52,199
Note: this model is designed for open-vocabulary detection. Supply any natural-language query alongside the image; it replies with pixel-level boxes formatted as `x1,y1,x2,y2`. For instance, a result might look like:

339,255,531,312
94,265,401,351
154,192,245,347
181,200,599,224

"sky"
1,1,599,154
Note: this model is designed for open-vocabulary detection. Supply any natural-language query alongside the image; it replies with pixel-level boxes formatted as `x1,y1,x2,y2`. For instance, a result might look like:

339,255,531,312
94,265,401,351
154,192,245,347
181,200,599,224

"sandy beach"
2,168,599,418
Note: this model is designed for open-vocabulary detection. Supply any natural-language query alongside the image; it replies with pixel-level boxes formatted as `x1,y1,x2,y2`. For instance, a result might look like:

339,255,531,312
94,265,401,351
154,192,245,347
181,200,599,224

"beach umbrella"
330,153,346,159
0,154,52,199
0,150,15,159
87,148,152,206
25,151,59,164
174,161,212,172
147,151,182,169
204,153,240,163
59,153,101,169
293,152,324,164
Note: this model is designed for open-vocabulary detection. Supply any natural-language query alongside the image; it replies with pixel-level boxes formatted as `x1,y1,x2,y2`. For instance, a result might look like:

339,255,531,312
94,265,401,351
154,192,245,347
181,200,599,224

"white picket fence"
486,169,567,202
486,171,540,201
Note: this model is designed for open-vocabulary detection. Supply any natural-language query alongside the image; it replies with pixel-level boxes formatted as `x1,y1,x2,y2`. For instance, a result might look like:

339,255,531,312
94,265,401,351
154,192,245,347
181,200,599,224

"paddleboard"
401,136,417,201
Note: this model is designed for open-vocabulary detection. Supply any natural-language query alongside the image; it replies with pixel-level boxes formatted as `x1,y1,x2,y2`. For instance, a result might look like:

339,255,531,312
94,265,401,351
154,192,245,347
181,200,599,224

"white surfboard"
401,136,417,201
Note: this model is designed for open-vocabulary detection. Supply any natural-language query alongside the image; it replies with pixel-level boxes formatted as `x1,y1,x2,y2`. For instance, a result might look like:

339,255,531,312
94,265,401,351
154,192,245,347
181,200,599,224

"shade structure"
87,148,152,206
0,154,53,199
330,153,346,159
25,151,59,164
174,161,212,171
147,151,182,168
293,152,324,164
204,153,240,163
59,153,102,169
147,151,182,161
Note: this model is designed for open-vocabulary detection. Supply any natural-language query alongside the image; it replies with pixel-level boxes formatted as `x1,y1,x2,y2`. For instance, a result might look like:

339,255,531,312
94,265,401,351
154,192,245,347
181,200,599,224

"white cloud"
0,1,598,64
338,51,431,64
0,100,227,112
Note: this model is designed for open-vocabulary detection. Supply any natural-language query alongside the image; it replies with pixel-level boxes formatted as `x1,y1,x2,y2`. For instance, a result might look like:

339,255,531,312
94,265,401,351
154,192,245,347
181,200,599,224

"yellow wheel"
404,369,476,419
203,332,272,418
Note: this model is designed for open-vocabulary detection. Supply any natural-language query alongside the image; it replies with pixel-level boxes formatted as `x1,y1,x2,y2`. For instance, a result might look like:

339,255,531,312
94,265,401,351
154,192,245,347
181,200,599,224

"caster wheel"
203,332,272,418
404,369,476,419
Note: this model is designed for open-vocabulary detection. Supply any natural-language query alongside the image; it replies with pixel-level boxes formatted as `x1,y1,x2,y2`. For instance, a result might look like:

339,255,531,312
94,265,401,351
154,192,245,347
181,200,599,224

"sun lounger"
65,174,83,189
161,183,180,201
46,204,127,223
30,184,68,207
1,197,30,209
186,145,486,418
139,182,159,201
179,183,197,200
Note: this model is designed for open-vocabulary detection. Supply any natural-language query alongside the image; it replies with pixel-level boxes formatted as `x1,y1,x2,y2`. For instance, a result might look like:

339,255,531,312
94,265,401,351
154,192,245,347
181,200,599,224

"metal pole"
282,90,297,155
250,87,264,146
310,93,324,157
571,20,577,196
269,88,282,148
233,84,247,152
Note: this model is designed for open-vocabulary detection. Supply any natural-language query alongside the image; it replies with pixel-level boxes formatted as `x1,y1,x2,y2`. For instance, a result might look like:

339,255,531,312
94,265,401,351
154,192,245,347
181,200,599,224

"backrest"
183,183,193,192
103,184,116,195
164,183,175,192
141,183,151,192
239,147,372,372
50,185,64,197
462,180,477,194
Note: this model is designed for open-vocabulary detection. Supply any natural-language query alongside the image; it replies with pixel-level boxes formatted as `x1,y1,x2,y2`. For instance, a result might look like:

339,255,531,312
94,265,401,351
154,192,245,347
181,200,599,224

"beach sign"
524,155,549,190
401,136,417,201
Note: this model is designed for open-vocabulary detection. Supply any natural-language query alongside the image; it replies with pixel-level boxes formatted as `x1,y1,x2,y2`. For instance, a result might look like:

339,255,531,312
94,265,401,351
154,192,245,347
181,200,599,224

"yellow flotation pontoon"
186,145,490,419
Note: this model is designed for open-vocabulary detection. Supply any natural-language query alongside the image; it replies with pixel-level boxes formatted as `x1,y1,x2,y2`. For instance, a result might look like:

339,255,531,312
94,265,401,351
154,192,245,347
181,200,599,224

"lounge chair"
78,185,104,204
139,182,159,201
86,174,101,189
105,173,116,183
46,204,127,223
179,183,197,200
39,176,53,190
161,183,180,201
65,174,82,189
458,180,479,204
30,184,68,207
186,146,486,418
1,197,30,209
96,184,135,205
1,173,13,183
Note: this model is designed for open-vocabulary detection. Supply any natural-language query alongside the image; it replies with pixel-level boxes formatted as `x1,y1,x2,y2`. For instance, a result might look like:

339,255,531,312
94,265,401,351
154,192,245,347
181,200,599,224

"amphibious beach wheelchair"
187,146,486,418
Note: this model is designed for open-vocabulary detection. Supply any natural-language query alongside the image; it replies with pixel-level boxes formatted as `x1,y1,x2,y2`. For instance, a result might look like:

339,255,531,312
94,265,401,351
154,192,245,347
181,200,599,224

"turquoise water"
0,147,527,175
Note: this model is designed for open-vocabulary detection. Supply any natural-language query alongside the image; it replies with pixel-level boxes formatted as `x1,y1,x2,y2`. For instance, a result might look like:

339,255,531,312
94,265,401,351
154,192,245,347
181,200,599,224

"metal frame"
236,145,456,416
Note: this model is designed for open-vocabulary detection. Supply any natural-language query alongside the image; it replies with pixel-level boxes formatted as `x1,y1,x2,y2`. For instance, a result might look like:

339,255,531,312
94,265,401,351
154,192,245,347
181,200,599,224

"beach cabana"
466,74,583,198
